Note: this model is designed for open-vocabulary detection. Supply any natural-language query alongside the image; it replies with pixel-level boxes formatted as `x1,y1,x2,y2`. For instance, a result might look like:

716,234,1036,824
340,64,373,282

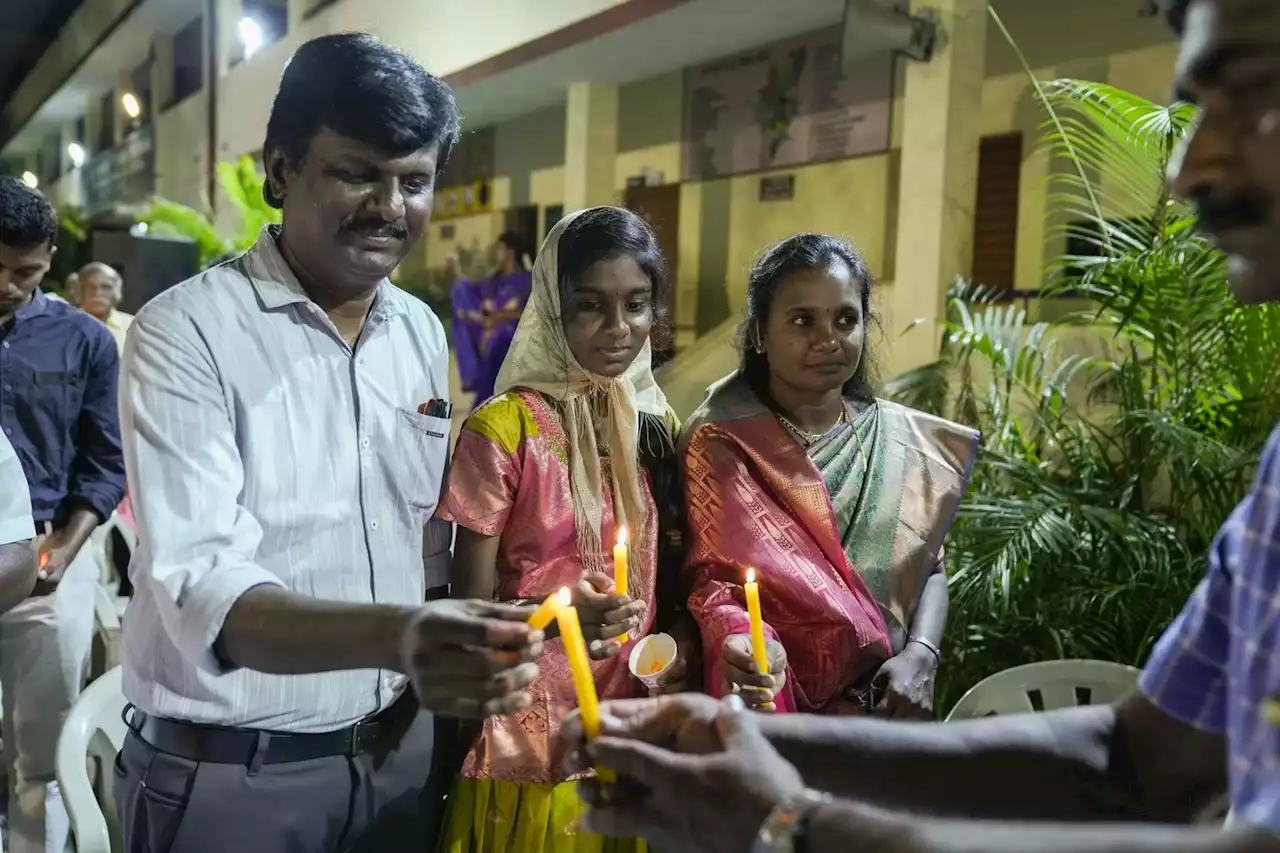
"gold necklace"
776,401,850,447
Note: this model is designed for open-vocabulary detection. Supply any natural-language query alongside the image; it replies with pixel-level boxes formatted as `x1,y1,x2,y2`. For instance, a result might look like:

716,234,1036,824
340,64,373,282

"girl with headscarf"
437,207,689,853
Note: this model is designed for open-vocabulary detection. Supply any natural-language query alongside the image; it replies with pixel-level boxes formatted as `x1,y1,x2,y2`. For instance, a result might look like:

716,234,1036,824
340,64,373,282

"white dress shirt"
0,431,34,546
120,228,453,733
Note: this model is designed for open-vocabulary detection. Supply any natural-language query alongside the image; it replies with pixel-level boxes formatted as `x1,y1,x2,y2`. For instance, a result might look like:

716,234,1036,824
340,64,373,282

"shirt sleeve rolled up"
120,307,285,675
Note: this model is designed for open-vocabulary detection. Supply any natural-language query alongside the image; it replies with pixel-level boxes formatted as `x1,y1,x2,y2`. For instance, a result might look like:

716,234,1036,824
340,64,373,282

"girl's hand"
573,572,646,660
718,635,786,712
647,650,688,696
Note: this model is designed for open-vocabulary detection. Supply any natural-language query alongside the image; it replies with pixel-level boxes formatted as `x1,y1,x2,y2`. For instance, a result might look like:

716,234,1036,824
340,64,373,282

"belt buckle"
351,719,381,755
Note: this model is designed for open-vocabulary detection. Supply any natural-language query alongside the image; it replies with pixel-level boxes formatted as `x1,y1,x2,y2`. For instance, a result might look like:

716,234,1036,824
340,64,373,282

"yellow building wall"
215,0,631,161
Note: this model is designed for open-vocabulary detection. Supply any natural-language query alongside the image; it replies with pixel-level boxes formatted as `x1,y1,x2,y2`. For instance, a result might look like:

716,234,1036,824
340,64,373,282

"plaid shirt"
1140,427,1280,828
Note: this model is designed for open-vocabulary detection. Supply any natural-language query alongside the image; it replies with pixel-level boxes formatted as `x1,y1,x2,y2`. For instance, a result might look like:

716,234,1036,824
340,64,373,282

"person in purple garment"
560,2,1280,852
450,231,533,406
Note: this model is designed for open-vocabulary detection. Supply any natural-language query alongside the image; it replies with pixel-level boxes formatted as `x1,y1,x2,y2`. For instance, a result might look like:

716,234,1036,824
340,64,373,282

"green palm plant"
141,155,280,268
887,77,1280,713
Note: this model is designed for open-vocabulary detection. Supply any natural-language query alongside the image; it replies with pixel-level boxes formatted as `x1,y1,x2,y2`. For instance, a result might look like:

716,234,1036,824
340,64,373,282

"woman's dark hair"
556,207,682,598
496,230,532,268
556,206,673,360
739,233,878,405
261,33,460,209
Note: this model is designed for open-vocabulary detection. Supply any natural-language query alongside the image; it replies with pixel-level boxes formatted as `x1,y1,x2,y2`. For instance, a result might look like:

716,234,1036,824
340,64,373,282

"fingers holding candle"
573,573,645,659
743,568,769,674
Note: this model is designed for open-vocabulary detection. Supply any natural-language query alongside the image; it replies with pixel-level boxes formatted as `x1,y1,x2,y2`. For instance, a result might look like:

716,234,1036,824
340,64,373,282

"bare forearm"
60,506,100,555
759,705,1140,819
0,543,36,612
216,585,413,675
909,569,948,647
807,801,1276,853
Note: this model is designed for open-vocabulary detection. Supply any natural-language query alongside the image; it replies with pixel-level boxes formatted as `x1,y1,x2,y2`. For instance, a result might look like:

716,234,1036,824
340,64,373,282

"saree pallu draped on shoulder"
682,373,978,714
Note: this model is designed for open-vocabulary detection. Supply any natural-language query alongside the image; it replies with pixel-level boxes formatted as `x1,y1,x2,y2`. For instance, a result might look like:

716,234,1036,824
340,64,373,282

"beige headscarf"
494,207,673,574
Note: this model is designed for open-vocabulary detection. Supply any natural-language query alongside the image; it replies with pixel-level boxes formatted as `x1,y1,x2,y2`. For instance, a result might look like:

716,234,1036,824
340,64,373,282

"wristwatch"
751,788,833,853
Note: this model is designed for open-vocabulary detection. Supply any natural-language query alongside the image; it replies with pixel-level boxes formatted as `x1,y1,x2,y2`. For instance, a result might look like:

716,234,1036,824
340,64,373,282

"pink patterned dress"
438,388,659,782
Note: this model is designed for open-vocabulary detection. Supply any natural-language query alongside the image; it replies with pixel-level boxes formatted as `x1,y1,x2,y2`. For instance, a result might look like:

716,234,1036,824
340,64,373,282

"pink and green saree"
682,372,978,714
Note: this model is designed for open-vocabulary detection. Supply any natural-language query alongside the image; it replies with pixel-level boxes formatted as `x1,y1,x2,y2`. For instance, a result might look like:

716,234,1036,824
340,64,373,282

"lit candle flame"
616,526,628,547
746,568,755,583
557,587,572,607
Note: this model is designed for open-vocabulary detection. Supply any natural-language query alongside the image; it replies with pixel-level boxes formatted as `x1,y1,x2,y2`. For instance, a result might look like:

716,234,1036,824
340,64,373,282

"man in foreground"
0,177,125,853
116,34,539,853
563,1,1280,850
0,431,36,612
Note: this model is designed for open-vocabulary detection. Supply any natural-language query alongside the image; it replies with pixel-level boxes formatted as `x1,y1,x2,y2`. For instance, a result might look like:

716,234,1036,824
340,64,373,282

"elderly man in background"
77,262,133,353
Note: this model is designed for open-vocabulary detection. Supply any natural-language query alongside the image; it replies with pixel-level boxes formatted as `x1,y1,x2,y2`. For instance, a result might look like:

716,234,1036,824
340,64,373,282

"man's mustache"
1192,190,1272,235
342,218,408,239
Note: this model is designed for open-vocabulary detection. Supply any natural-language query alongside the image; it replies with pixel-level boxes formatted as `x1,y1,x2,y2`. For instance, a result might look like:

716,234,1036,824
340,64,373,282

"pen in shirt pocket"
417,398,453,419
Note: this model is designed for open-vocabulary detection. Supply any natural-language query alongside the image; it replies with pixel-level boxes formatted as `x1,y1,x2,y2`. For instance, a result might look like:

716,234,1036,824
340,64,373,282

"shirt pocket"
396,408,451,520
24,370,80,419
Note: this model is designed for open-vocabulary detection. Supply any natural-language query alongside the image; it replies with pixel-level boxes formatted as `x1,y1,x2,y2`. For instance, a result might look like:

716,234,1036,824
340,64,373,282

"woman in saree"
682,233,978,719
450,231,534,405
437,206,689,853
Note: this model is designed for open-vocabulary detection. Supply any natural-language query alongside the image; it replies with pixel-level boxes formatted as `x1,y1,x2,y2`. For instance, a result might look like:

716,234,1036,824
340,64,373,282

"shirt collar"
242,224,405,320
14,288,49,322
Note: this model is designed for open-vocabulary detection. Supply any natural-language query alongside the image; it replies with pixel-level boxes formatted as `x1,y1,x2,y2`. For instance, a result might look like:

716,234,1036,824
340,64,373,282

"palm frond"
894,62,1280,711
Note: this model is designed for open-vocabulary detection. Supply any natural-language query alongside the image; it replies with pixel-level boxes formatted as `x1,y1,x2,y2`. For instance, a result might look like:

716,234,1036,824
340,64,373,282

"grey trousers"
0,543,97,853
113,710,456,853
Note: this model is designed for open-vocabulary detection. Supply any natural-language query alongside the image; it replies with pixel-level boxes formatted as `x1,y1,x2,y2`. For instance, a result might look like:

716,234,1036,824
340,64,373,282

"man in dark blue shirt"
0,176,124,853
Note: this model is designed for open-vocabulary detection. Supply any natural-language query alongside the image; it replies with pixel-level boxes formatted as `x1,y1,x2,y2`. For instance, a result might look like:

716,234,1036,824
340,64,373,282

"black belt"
128,690,418,768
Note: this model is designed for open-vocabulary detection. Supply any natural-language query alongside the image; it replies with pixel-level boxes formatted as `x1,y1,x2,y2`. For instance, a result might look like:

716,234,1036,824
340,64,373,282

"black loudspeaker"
89,231,199,315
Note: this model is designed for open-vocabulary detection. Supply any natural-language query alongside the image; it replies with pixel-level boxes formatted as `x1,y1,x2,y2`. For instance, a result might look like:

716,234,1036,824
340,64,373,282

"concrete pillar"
889,0,987,374
217,0,243,78
152,33,176,113
56,120,85,208
84,97,103,158
288,0,309,34
114,69,134,145
563,82,618,213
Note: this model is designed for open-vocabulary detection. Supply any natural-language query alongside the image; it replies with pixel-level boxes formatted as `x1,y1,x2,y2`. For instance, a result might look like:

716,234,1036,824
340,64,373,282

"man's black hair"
1166,0,1190,33
261,33,461,209
0,177,58,248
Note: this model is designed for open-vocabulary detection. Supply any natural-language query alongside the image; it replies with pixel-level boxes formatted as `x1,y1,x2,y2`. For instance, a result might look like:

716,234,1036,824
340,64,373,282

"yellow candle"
744,568,769,675
526,591,562,631
556,589,602,739
613,525,630,643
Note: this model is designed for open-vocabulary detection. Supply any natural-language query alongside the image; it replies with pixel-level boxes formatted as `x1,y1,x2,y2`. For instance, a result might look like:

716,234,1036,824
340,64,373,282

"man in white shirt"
0,431,36,612
115,34,542,853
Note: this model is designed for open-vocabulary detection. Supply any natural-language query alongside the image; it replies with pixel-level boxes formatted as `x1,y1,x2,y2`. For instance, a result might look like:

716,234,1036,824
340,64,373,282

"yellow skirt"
438,777,644,853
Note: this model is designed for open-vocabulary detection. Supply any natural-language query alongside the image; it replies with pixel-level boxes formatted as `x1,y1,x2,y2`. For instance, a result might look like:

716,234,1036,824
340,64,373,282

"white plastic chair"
946,659,1140,720
56,666,127,853
90,584,124,680
92,513,136,594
